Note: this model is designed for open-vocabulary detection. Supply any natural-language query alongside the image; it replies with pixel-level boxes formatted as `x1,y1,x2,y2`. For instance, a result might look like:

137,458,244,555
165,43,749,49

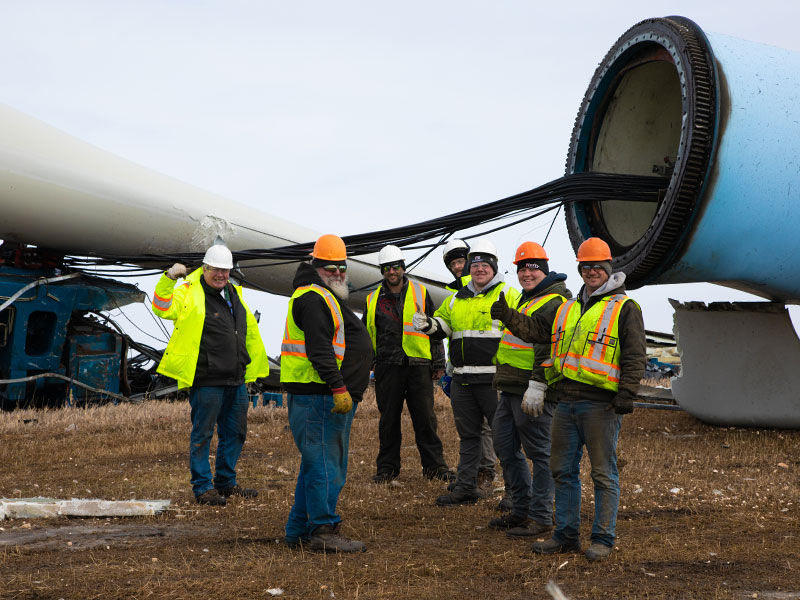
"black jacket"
282,262,372,400
193,277,250,387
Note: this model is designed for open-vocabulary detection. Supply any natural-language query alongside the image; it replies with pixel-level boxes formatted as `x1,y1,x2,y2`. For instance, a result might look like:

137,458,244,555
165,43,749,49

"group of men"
153,233,645,561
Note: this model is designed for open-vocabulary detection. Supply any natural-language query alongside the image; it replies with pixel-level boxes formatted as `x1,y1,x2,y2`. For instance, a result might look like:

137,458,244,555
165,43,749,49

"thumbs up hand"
491,291,509,321
412,302,433,332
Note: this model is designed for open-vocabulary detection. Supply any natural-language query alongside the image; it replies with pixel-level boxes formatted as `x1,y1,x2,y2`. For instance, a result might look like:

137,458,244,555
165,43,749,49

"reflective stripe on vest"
453,364,496,375
365,280,432,359
451,329,503,340
496,293,565,372
542,294,629,392
280,285,345,384
152,291,172,312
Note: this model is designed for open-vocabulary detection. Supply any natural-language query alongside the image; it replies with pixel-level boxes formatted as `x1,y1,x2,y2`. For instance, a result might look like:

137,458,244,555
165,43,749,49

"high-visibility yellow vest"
280,285,345,384
364,280,432,359
496,293,565,379
151,269,270,389
435,282,519,375
542,293,633,392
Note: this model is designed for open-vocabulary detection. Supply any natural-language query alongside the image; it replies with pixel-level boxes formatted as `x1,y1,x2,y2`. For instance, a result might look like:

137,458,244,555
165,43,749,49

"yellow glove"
331,388,353,414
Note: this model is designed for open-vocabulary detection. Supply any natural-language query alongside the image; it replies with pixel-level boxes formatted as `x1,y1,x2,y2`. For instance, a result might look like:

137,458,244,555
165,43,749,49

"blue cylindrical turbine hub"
566,16,800,302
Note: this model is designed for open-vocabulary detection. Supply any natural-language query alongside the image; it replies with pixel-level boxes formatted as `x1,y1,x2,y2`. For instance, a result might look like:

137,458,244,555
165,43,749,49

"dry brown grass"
1,389,798,599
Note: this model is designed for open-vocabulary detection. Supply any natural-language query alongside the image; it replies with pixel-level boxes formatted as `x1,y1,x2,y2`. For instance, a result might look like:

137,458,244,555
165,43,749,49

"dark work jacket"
361,276,445,369
493,273,571,397
500,273,646,404
193,277,250,387
282,262,372,401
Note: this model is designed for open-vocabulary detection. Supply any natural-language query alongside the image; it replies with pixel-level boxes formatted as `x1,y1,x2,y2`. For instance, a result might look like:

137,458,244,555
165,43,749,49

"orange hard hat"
513,241,548,264
576,237,612,262
311,234,347,261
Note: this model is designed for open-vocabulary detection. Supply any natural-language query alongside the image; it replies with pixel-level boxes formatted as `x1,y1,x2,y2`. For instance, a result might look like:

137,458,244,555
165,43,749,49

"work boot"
195,489,227,506
423,466,456,482
495,495,512,512
532,537,581,554
435,488,480,506
476,469,495,498
372,471,398,484
585,542,613,561
488,512,531,530
506,520,553,538
217,485,258,498
307,523,366,553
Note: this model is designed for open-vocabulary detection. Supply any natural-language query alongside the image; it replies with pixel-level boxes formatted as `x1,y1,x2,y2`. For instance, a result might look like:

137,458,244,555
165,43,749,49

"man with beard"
280,234,372,553
488,242,570,538
363,245,453,483
152,243,269,506
491,237,645,561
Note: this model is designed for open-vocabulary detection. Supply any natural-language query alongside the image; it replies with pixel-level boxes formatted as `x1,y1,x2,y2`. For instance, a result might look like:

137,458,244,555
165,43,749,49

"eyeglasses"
381,263,404,273
322,264,347,274
580,264,606,273
205,266,230,274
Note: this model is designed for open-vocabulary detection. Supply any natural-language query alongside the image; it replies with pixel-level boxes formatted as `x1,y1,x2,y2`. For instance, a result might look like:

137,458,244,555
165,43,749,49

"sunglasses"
580,264,606,273
322,264,348,273
381,263,404,273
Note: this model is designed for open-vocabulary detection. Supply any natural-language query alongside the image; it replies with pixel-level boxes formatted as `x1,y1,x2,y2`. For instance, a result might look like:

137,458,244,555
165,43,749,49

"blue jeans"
189,384,249,496
492,392,554,523
550,400,621,548
285,394,356,542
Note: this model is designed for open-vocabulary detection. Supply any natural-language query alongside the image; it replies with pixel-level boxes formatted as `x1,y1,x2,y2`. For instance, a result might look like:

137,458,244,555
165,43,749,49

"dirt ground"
0,388,798,600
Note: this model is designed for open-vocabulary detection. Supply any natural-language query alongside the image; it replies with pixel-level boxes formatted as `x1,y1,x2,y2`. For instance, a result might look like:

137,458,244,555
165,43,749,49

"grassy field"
0,388,798,599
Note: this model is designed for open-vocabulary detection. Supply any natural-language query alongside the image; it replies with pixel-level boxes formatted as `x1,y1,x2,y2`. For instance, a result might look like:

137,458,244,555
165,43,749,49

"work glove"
167,263,188,280
412,303,437,333
610,393,634,415
331,387,353,414
522,380,548,417
490,292,510,321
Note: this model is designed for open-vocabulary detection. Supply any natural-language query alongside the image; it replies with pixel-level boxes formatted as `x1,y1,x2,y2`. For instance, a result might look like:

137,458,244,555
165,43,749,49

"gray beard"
324,276,349,300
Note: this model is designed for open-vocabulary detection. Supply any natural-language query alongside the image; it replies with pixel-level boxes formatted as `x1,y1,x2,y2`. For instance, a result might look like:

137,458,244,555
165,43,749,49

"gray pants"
450,380,499,492
479,419,497,474
493,392,555,523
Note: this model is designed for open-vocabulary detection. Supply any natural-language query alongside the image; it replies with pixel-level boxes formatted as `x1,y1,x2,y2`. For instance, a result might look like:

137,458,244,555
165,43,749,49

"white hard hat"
442,239,469,266
468,238,498,259
203,244,234,269
378,245,404,266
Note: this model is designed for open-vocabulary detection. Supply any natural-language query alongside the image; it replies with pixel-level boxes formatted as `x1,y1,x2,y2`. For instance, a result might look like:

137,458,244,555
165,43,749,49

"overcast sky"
4,1,800,354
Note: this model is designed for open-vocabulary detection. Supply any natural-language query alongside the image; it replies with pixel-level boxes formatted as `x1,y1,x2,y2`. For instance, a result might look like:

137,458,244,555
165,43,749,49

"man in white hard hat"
415,238,519,506
363,245,453,484
441,239,499,501
152,243,270,506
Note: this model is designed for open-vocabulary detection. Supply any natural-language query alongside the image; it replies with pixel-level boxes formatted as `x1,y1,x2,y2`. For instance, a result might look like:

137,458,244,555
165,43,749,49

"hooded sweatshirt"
282,262,372,400
499,271,645,403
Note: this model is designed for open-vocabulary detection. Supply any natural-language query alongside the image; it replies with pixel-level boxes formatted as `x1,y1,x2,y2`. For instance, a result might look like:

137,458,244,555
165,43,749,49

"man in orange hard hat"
280,234,373,553
488,242,571,538
152,243,270,506
491,237,645,561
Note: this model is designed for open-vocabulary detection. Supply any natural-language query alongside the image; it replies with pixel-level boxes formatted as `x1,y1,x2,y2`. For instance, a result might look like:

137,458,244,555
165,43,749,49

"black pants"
374,363,448,476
